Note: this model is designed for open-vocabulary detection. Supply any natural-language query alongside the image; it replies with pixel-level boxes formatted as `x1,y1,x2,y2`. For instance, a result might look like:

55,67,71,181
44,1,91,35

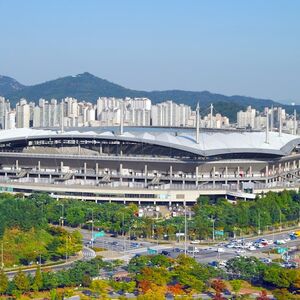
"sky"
0,0,300,102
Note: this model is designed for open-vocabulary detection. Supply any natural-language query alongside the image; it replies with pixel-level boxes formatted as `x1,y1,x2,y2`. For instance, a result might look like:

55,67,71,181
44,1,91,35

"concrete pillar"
84,162,87,182
99,143,102,155
170,165,173,185
213,166,216,187
144,164,148,186
96,163,99,181
237,166,240,185
60,161,64,172
38,160,41,179
249,165,252,177
265,165,269,184
15,160,19,170
272,165,275,175
288,162,290,171
225,166,228,184
195,166,199,187
120,163,123,183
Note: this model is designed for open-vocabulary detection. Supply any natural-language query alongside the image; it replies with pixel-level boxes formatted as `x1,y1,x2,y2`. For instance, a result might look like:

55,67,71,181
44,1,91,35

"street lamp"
87,208,94,248
58,203,65,227
209,217,216,241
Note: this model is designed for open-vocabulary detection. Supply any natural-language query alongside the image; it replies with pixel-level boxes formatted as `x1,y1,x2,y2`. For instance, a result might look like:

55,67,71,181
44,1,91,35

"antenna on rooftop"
196,102,200,144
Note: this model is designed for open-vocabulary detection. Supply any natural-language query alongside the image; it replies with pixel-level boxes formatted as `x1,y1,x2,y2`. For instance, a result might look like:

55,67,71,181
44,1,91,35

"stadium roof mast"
210,103,213,128
294,109,297,135
196,102,200,144
120,100,124,135
279,107,282,137
265,107,269,144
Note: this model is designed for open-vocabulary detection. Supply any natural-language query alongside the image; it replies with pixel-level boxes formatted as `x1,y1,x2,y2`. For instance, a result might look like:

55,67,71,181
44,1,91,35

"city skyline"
1,0,300,102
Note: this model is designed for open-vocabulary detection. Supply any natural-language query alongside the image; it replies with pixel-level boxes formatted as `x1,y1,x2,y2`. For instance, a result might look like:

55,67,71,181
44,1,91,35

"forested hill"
0,72,298,121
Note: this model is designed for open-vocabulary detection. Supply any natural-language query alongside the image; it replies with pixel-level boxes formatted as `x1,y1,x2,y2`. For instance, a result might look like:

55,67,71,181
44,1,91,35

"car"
129,236,137,240
173,248,182,252
191,240,200,244
275,239,286,245
187,246,200,253
217,247,225,253
131,242,140,248
259,258,272,264
248,246,256,251
161,250,170,256
235,249,246,253
208,261,218,267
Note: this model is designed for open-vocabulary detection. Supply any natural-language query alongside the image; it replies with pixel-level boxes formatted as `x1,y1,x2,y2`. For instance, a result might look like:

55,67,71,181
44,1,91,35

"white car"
248,246,256,251
191,240,200,244
236,249,246,253
217,247,225,253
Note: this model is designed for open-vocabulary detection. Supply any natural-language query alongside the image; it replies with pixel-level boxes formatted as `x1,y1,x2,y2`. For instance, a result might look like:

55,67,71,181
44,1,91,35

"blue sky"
1,0,299,102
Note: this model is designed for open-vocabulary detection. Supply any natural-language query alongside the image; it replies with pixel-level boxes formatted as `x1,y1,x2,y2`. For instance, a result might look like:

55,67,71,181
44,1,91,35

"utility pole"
212,219,215,241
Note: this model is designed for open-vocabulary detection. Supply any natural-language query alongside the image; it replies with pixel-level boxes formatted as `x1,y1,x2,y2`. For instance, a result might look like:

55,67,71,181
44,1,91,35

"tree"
256,290,270,300
211,279,226,300
230,279,242,297
32,266,43,291
272,289,295,300
0,269,8,295
167,283,184,295
82,274,92,287
13,269,30,293
90,279,109,296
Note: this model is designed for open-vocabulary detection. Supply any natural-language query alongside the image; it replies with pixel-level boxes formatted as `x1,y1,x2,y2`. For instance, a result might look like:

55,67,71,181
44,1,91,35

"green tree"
230,279,242,297
13,269,30,293
32,266,43,291
0,269,8,295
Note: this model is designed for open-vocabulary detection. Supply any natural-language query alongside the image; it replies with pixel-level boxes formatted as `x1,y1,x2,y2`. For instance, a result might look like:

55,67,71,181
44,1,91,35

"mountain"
0,75,24,95
0,72,298,121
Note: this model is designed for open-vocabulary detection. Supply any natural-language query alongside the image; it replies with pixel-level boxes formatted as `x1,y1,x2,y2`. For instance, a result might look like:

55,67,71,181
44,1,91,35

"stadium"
0,125,300,205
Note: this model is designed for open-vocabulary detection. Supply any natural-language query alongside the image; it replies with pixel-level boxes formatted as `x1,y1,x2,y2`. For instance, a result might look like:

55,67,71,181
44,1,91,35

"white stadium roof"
0,127,299,157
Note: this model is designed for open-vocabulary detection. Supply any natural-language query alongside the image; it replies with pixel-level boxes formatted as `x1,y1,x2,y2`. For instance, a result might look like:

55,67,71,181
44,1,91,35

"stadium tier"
0,127,299,204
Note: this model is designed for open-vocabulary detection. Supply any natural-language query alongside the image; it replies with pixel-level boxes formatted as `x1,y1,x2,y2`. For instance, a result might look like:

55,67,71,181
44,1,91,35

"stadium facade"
0,124,300,205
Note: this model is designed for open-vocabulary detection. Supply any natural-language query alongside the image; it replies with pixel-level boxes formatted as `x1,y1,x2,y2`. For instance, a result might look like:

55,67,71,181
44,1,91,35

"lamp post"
59,203,64,227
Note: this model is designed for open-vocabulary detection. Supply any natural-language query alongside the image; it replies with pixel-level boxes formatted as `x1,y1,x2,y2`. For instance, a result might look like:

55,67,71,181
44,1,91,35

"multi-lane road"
81,227,300,264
